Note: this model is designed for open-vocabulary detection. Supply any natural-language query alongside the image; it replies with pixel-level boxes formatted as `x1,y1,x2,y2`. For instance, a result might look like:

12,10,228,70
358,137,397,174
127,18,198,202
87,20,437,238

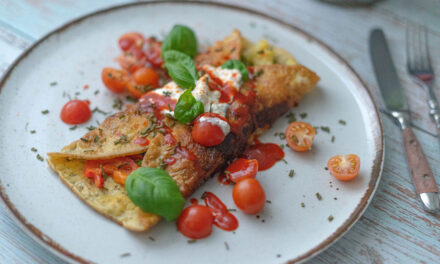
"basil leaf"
174,89,204,124
163,50,199,89
161,25,198,58
125,167,185,221
221,59,249,82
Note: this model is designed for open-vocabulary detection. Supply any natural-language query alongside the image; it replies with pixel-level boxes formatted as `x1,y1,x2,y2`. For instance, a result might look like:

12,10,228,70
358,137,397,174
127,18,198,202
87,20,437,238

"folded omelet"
47,30,319,232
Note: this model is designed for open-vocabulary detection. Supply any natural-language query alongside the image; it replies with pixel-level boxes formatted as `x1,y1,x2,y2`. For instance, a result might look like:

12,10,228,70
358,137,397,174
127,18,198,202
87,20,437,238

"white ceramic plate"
0,2,383,263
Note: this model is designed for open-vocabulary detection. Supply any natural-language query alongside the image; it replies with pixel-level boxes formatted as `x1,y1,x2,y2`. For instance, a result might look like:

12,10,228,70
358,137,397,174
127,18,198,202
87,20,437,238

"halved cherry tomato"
133,137,149,146
118,32,144,51
60,99,91,125
226,158,258,183
285,121,316,152
127,67,159,98
117,49,147,73
83,160,105,189
145,37,164,68
177,204,214,239
232,178,266,214
101,68,129,93
192,113,229,147
328,154,360,181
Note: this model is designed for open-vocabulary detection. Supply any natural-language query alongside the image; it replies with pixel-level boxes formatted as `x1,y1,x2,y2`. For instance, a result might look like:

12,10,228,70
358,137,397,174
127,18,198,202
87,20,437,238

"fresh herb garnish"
163,50,199,89
94,90,100,95
161,25,198,58
228,208,237,212
289,169,295,178
41,110,49,115
86,125,96,131
301,202,305,208
224,241,230,251
80,138,89,142
69,125,77,130
137,160,142,166
120,253,131,258
31,147,37,152
316,192,323,201
338,120,346,125
92,107,108,115
286,112,296,123
300,112,307,119
187,239,197,244
125,168,185,221
254,69,264,78
174,89,204,124
50,81,58,86
30,130,36,134
328,215,334,222
281,158,288,164
114,134,129,145
320,126,330,133
291,134,299,143
163,91,172,97
113,98,123,110
148,236,155,241
221,60,249,81
277,132,286,140
266,200,272,204
36,154,44,161
331,136,335,143
117,163,129,169
126,96,137,103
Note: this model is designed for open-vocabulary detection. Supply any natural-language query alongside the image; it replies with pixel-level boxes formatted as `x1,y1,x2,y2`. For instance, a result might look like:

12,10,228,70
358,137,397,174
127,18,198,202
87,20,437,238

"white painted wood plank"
0,1,439,264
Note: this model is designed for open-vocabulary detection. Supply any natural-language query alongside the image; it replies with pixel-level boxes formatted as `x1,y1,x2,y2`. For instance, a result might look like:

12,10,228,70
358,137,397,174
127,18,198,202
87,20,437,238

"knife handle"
402,127,439,194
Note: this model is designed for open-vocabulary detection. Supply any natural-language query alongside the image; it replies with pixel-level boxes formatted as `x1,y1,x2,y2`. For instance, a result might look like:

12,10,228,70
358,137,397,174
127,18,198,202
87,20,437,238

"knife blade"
369,28,440,212
370,28,407,111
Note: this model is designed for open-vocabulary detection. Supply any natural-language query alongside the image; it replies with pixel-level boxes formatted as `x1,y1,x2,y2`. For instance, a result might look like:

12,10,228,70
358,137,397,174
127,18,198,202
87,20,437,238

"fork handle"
402,127,439,194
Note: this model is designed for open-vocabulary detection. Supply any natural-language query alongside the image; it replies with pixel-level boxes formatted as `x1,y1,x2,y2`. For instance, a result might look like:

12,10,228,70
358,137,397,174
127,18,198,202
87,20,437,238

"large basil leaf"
174,89,204,124
163,50,199,89
125,167,185,221
221,59,249,82
161,25,198,58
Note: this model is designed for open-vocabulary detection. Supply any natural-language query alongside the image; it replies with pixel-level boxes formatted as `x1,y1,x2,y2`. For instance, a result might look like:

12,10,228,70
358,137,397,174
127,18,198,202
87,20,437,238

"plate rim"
0,1,384,263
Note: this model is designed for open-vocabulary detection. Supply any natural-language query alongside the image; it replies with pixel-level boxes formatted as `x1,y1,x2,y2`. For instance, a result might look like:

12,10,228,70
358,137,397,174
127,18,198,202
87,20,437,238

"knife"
369,28,440,212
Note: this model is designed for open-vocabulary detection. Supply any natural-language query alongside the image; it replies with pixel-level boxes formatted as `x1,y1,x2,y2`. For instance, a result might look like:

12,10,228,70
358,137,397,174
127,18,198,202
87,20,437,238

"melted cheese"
198,115,230,136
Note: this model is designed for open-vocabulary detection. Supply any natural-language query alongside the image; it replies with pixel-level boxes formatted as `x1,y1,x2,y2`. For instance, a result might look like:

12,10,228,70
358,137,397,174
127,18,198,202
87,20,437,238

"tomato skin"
177,205,214,239
60,100,91,125
232,178,266,214
118,32,144,51
145,38,163,68
226,158,258,183
285,121,316,152
328,154,360,181
127,67,159,98
192,113,228,147
83,157,138,188
83,160,104,189
101,68,129,93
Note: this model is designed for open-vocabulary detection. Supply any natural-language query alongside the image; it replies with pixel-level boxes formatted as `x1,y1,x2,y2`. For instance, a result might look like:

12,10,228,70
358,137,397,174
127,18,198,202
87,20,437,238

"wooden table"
1,0,439,263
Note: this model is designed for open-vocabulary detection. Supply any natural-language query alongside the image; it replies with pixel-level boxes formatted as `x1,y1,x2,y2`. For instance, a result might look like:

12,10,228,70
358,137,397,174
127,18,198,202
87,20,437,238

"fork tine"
423,25,433,71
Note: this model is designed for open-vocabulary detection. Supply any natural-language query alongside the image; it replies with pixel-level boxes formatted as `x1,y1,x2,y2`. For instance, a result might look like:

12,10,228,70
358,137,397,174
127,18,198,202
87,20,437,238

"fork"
406,24,440,136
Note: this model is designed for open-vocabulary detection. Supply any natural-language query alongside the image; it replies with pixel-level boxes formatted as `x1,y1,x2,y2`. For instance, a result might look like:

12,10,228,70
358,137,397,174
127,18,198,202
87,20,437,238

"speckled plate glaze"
0,1,383,263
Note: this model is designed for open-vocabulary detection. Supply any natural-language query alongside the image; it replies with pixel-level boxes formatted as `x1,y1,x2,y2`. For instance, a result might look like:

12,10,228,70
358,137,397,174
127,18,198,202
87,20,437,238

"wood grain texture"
0,0,439,263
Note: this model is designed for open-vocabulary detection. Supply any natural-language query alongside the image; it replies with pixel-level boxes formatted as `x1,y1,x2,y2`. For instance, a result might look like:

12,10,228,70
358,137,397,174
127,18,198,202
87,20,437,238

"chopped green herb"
279,144,285,149
120,253,131,258
224,241,230,250
300,112,307,119
86,125,96,131
41,110,49,115
281,158,288,164
148,236,155,241
112,98,123,110
94,90,100,95
36,154,44,162
278,132,286,140
114,134,129,145
230,47,236,53
266,200,271,204
257,50,264,54
320,126,330,133
187,239,197,244
137,160,142,166
25,122,29,131
117,163,129,169
126,96,137,103
100,164,108,179
286,112,296,123
119,114,126,119
92,107,108,115
328,215,334,222
30,130,36,134
80,138,89,142
316,192,323,201
69,125,77,130
301,202,305,208
31,147,37,152
228,208,237,212
338,120,346,125
291,134,299,143
50,81,58,86
331,136,335,143
74,91,80,96
289,169,295,178
163,91,172,97
254,69,264,78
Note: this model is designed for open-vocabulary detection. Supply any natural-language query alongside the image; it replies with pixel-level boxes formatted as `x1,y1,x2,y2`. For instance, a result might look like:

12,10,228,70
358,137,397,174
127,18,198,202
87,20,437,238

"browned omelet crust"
47,30,319,232
195,29,242,67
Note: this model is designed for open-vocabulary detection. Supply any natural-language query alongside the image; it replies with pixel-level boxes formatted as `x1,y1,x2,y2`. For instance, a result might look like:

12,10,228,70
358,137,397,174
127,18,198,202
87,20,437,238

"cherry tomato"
177,205,214,239
285,121,316,152
226,158,258,183
192,113,229,147
232,178,266,214
83,160,104,189
133,137,149,146
127,67,159,98
60,100,91,125
117,49,147,73
118,32,144,51
83,157,138,188
101,68,129,93
328,154,360,181
145,37,164,68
